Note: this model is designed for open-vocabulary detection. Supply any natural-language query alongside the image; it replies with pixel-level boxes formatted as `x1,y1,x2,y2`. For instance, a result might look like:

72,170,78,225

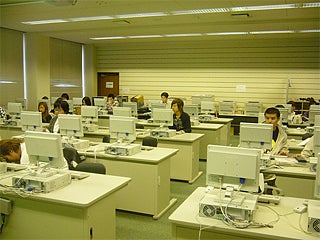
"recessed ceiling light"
22,19,68,25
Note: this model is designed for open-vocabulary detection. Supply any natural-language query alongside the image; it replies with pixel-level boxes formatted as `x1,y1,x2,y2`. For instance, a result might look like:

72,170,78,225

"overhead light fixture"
22,19,68,25
90,29,319,40
53,83,78,87
21,2,320,25
0,80,16,84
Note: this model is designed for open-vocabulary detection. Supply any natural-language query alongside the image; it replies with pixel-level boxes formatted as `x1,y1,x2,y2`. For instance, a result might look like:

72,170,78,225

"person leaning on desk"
294,136,314,159
0,138,69,169
169,98,191,134
45,98,69,133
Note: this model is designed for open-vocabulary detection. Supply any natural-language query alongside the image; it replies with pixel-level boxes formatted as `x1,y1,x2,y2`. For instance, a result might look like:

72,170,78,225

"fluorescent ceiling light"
22,19,68,25
206,32,248,35
250,30,295,34
70,16,114,21
91,29,319,40
91,36,127,40
21,2,320,25
0,80,16,84
164,33,203,37
54,84,78,87
115,12,168,18
127,35,162,39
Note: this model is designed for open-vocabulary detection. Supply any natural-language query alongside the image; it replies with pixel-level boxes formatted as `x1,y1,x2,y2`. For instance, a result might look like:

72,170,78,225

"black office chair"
102,135,110,143
75,162,106,175
136,123,144,129
63,147,84,170
142,136,158,147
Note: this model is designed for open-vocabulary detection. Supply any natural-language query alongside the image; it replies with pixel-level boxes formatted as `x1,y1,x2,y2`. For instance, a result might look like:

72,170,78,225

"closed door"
97,72,119,96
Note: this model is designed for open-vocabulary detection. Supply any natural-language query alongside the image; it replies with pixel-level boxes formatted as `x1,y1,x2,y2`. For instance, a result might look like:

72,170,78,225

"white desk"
135,132,204,183
83,129,204,183
0,171,130,239
287,139,304,155
0,125,23,139
137,121,224,159
287,128,307,140
79,145,178,219
169,187,319,240
261,164,316,199
198,117,233,146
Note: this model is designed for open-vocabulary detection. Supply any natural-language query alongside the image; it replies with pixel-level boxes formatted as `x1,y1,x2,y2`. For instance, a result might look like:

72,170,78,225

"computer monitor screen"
72,97,82,106
315,115,320,127
123,102,138,117
184,104,199,119
201,101,216,113
148,99,160,106
192,94,215,105
21,111,42,131
81,106,98,123
24,131,65,168
244,101,262,116
239,123,273,150
109,116,136,143
309,109,320,126
207,145,261,193
151,103,166,111
113,107,132,117
58,114,84,138
314,126,320,156
7,102,22,115
152,108,173,127
219,101,236,114
15,98,27,110
92,97,106,108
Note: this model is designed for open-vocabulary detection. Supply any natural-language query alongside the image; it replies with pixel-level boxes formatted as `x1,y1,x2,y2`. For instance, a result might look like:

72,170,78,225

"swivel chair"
75,162,106,175
142,136,158,147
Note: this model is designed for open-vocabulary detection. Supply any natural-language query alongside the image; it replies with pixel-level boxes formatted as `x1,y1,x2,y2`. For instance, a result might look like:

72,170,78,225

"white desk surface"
79,144,179,164
201,117,233,124
137,120,224,130
0,171,131,207
169,187,319,240
287,128,307,136
287,139,304,151
261,164,315,179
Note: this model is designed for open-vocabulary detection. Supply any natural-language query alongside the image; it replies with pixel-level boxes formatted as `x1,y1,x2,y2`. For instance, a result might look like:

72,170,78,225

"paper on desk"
298,137,311,146
274,157,298,166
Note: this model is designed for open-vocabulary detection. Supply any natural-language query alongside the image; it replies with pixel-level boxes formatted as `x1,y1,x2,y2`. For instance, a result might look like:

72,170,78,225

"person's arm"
182,112,192,133
301,137,314,158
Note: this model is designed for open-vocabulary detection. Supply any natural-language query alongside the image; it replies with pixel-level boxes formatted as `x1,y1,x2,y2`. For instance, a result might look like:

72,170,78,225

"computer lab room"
0,0,320,239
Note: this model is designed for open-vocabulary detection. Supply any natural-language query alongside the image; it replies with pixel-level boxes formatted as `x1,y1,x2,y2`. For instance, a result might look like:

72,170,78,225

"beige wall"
96,37,320,111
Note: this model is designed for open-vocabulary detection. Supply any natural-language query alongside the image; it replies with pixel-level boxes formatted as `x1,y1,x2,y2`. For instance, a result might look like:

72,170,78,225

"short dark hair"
82,96,91,106
61,93,69,100
54,98,69,113
107,93,115,99
161,92,169,98
264,107,280,118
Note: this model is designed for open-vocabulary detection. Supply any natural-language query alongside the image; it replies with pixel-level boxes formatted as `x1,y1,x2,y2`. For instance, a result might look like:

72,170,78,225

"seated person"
169,98,191,134
294,136,314,160
264,107,288,156
0,106,7,120
82,96,92,106
38,101,52,123
160,92,171,108
0,138,68,169
61,93,69,101
105,93,119,114
46,98,69,133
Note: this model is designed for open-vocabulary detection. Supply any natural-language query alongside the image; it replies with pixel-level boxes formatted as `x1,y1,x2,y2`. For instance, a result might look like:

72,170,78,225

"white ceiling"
1,0,319,45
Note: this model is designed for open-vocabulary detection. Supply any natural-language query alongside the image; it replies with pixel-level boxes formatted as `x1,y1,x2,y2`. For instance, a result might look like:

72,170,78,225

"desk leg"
153,198,177,220
188,171,203,184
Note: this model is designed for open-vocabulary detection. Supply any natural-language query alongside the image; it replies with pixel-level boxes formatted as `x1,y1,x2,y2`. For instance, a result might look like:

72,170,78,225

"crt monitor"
239,123,273,150
113,107,132,117
92,97,106,108
244,101,263,115
24,131,66,169
219,100,236,114
207,145,261,193
15,98,27,110
21,111,42,131
109,116,136,143
72,97,82,106
152,108,173,127
184,104,199,119
123,102,138,117
314,126,320,156
58,114,84,138
191,94,215,105
81,106,98,123
309,109,320,126
7,102,22,115
276,106,290,124
315,153,320,199
201,101,216,113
